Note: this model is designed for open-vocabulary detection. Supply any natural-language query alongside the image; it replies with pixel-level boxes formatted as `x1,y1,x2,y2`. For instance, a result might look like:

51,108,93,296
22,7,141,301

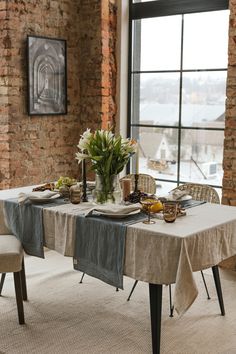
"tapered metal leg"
80,272,85,283
20,259,27,301
200,270,210,300
169,284,174,317
212,265,225,316
13,272,25,325
127,280,138,301
149,283,162,354
0,273,6,295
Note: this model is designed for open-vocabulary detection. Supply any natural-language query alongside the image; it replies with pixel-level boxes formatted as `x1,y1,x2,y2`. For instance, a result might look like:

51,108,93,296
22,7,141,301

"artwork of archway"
28,36,67,115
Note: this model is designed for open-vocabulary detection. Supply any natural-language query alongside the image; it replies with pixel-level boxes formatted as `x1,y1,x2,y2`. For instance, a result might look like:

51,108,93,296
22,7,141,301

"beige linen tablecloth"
1,187,236,315
124,205,236,313
42,202,236,314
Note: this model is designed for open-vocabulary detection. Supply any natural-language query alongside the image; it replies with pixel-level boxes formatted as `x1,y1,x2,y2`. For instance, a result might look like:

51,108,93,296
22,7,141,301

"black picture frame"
27,35,67,116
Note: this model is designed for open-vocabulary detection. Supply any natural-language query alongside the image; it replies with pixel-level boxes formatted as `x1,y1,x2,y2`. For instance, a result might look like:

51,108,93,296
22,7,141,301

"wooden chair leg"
0,273,6,296
13,272,25,325
20,259,27,301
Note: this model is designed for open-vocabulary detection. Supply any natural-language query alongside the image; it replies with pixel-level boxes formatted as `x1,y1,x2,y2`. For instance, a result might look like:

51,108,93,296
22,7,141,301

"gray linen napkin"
18,191,60,205
3,197,66,258
84,203,141,217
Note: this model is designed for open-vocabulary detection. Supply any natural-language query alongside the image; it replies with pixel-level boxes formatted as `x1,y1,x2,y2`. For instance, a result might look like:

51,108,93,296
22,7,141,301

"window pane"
157,181,177,197
132,16,182,71
181,71,227,128
183,10,229,69
180,129,224,185
131,73,180,126
131,126,178,181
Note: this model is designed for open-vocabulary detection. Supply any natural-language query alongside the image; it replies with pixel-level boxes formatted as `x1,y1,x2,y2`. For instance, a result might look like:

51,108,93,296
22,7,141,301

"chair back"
171,183,220,204
120,173,156,194
0,202,12,235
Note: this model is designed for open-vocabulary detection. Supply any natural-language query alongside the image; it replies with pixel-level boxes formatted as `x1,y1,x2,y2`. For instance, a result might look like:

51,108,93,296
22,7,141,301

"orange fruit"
150,201,163,213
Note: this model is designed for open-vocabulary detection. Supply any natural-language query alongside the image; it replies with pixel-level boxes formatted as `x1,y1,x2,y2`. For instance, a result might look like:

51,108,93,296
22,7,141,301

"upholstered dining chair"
127,182,220,317
0,220,27,325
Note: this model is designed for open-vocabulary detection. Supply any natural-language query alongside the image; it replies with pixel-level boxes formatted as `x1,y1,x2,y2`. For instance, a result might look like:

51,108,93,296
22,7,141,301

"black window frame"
127,0,229,189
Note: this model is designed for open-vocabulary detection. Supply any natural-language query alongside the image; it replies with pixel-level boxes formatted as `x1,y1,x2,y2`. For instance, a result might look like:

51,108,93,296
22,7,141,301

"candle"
122,178,132,201
135,142,139,175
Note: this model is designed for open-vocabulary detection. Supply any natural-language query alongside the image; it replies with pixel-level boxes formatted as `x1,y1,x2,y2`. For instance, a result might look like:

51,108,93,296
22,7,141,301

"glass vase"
93,174,121,204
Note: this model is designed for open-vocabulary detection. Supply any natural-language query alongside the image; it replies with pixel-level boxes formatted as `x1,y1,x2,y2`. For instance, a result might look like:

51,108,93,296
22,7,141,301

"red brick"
0,0,118,188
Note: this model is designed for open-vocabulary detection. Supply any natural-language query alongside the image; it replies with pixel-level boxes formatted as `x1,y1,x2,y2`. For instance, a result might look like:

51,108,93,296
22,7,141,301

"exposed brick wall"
0,1,10,189
223,0,236,205
101,0,117,130
77,0,117,133
0,0,118,189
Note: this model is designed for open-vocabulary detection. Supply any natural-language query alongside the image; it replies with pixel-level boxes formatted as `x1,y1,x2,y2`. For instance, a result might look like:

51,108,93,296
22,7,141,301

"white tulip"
75,151,89,163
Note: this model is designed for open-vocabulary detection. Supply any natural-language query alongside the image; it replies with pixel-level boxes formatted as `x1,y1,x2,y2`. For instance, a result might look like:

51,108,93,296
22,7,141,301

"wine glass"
140,195,158,224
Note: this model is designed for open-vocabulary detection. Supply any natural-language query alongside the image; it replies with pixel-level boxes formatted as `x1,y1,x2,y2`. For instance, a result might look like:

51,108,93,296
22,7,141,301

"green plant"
75,129,137,176
75,129,137,203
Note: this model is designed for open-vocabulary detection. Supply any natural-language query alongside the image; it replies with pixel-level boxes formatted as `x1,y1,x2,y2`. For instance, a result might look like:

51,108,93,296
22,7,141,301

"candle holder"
134,173,139,192
82,160,88,202
126,174,141,203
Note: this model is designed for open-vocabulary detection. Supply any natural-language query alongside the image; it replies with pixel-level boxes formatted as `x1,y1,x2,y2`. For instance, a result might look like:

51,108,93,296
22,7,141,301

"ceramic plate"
95,209,141,218
29,194,60,204
179,195,192,201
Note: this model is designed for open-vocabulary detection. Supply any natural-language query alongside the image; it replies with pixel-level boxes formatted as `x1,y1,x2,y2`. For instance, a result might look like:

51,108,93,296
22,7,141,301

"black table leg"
212,265,225,316
149,283,163,354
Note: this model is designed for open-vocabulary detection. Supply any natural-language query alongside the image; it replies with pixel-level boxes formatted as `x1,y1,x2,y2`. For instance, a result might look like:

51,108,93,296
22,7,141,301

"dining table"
1,185,236,354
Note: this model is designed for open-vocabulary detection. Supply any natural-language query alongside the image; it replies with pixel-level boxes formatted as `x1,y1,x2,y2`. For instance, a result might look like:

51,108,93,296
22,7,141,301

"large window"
128,0,229,195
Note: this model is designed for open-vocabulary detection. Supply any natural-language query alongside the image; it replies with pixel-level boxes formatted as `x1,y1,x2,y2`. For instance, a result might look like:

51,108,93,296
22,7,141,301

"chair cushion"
0,235,23,273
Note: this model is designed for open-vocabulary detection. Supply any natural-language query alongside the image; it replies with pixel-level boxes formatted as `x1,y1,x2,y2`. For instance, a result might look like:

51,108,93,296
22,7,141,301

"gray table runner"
4,196,145,289
4,198,66,258
73,212,146,290
179,199,207,209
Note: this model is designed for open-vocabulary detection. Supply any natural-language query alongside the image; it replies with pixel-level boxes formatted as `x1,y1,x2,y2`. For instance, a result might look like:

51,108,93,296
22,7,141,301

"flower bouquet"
76,129,137,203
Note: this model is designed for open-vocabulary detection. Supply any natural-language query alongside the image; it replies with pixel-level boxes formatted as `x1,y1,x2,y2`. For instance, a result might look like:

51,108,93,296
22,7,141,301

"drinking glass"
140,196,157,224
163,202,178,223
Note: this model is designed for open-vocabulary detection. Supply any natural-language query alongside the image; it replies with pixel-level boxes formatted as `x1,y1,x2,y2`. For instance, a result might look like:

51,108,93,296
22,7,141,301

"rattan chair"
169,183,220,314
171,183,220,204
127,182,220,317
120,173,157,194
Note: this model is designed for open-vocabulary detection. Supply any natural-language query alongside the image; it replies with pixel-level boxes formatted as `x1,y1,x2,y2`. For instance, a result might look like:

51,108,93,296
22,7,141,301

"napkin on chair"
168,190,192,201
84,203,141,217
18,191,60,205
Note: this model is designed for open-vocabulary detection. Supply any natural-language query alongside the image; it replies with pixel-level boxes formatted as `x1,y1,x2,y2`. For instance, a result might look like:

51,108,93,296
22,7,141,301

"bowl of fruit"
55,176,77,199
139,195,162,224
140,195,163,213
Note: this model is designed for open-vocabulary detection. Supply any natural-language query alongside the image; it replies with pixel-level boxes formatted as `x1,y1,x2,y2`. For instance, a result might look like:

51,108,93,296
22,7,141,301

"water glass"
163,202,178,223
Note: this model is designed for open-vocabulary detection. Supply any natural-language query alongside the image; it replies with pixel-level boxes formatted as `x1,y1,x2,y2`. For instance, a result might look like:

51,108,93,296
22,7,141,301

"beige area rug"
1,249,236,354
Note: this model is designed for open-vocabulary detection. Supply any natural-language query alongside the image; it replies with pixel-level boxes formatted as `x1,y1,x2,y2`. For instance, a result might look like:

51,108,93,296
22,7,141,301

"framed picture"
27,35,67,116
